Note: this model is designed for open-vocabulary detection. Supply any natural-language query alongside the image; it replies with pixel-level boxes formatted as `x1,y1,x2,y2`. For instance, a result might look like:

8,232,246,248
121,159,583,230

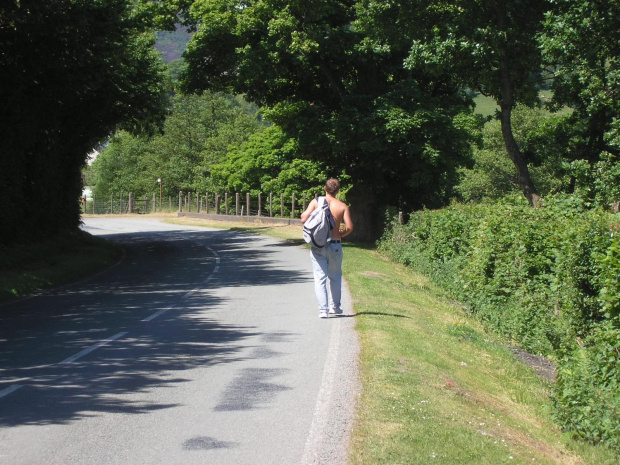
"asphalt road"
0,217,359,465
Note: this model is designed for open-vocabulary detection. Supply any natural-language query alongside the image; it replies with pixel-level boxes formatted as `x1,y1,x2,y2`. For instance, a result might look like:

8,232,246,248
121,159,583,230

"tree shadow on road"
0,227,309,427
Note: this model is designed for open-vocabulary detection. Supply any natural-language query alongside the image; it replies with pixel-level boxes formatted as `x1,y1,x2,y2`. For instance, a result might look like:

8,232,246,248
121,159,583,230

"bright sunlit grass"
343,245,617,465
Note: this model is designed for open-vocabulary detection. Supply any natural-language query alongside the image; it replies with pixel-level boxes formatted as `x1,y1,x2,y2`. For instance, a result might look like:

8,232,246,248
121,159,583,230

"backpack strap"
319,196,336,240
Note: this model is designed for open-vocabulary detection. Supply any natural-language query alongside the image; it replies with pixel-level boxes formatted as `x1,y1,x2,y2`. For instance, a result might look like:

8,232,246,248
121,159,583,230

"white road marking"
300,319,341,465
59,332,128,365
2,232,222,402
0,385,23,399
142,307,173,322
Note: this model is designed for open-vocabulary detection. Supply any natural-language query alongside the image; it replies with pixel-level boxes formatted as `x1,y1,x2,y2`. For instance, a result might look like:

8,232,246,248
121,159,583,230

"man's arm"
301,199,318,223
338,205,354,238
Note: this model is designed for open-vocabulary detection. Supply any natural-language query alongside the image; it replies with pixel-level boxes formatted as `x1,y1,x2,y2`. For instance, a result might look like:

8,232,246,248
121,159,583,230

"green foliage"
379,199,620,451
0,0,168,244
404,0,546,106
595,233,620,320
554,322,620,451
170,0,480,239
564,150,620,209
90,132,156,199
210,126,331,197
90,93,265,199
402,0,549,203
541,0,620,165
380,199,615,353
456,105,572,202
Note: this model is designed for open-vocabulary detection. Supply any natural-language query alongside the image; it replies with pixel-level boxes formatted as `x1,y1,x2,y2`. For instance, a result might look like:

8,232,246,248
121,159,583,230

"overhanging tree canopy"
397,0,550,206
169,0,479,240
0,0,168,244
541,0,620,165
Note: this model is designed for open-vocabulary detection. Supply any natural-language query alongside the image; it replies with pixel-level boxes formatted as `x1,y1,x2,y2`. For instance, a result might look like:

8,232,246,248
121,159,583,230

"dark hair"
325,178,340,195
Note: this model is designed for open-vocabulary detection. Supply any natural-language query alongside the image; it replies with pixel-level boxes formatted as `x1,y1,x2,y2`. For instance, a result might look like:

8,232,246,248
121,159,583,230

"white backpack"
303,196,336,248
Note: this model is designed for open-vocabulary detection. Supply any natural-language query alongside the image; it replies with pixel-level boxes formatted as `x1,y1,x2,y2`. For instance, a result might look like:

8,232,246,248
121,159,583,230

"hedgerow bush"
379,196,620,451
553,322,620,451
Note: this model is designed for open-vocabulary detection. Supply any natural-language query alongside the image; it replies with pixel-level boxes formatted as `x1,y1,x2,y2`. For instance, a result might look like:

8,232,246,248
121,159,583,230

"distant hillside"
155,27,192,63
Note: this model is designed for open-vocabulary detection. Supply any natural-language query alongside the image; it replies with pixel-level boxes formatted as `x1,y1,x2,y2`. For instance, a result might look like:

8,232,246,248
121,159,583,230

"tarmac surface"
0,217,359,464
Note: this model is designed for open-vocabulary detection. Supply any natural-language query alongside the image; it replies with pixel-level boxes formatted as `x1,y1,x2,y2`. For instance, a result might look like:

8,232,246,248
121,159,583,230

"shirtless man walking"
301,178,354,318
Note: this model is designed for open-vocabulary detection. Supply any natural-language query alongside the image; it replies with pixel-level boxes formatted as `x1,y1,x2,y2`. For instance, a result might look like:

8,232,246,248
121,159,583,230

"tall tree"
170,0,478,240
90,93,265,199
540,0,620,166
210,125,332,196
0,0,168,244
396,0,550,206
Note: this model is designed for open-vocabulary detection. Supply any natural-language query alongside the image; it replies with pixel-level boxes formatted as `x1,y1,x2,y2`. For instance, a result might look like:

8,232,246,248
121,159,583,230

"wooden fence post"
281,193,284,217
291,193,295,218
215,194,220,214
178,191,182,212
225,193,229,215
269,192,273,217
258,192,262,217
236,192,240,215
246,192,250,217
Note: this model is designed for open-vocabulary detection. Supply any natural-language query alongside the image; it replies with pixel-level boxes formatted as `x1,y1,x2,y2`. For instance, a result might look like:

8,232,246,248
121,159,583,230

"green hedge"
553,322,620,451
379,196,620,451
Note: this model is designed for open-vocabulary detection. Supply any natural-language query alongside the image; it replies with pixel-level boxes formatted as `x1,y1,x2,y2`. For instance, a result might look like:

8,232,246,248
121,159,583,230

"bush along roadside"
378,195,620,453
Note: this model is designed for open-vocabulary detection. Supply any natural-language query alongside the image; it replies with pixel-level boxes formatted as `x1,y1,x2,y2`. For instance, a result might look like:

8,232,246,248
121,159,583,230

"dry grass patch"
165,216,304,242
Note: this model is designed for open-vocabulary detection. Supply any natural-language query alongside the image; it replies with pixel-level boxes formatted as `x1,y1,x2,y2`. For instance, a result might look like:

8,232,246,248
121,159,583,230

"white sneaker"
319,311,328,319
329,307,343,315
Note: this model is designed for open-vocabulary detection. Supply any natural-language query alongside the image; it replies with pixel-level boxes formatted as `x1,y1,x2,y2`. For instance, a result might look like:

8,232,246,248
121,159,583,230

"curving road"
0,217,359,465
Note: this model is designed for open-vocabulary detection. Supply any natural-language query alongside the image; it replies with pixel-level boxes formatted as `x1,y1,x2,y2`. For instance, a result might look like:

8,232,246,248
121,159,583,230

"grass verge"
343,245,617,465
0,230,120,302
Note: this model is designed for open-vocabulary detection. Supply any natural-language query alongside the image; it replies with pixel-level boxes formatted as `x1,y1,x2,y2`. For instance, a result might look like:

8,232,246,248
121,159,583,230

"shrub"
553,322,620,450
379,197,620,451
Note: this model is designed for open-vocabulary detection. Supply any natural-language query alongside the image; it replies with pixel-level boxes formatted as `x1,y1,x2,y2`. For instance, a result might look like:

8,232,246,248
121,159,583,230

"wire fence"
82,191,316,219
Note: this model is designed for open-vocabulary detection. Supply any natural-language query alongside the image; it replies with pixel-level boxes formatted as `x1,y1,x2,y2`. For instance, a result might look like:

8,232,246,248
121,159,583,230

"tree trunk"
345,183,382,243
498,56,541,207
499,104,541,206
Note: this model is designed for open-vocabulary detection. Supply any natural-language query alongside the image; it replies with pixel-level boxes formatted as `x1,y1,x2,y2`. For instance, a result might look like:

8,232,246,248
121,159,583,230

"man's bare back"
301,187,353,240
324,194,353,240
